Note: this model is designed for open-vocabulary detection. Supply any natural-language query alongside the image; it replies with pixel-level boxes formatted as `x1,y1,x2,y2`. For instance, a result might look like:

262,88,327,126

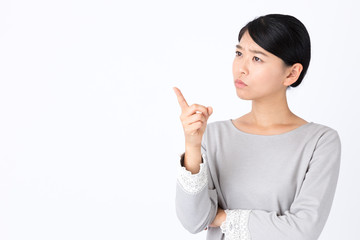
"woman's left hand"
209,207,226,228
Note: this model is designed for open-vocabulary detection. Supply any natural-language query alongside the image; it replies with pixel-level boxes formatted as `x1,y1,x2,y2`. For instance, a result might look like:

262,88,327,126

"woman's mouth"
235,79,248,88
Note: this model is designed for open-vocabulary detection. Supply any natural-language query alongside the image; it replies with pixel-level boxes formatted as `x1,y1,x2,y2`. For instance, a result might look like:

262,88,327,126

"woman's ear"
284,63,303,86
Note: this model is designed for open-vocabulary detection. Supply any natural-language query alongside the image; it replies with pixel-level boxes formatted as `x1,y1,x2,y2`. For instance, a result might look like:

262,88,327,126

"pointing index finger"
173,87,189,110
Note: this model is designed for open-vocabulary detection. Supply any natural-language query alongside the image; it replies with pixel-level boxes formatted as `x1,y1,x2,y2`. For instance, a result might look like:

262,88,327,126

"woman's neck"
248,92,296,128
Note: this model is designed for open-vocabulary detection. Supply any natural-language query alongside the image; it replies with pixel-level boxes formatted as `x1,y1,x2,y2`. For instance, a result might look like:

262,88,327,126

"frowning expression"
232,30,292,100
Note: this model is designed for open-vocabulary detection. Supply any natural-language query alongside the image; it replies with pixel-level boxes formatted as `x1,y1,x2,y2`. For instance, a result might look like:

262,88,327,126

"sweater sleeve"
175,140,218,234
220,129,342,240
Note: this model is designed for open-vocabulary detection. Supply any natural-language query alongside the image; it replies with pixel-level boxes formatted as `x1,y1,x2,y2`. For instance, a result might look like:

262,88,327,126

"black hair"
238,14,311,88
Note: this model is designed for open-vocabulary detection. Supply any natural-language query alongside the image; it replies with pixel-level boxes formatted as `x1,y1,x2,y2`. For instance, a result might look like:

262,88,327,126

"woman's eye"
253,56,261,62
235,51,262,62
235,51,242,57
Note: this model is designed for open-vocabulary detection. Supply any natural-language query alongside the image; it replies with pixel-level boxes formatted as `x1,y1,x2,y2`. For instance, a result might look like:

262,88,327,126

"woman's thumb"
207,106,213,116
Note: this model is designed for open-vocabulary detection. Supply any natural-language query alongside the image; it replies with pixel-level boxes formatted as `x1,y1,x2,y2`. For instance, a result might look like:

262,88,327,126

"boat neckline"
228,119,314,137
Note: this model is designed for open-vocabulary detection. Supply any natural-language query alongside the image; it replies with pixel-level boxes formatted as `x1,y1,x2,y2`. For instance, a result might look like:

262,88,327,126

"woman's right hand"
173,87,213,148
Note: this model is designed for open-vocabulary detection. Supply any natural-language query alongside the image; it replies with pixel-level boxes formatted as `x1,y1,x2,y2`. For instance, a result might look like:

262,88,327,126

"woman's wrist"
220,209,252,240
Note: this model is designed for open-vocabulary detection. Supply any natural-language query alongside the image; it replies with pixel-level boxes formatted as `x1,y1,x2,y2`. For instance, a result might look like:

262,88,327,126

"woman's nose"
234,58,249,75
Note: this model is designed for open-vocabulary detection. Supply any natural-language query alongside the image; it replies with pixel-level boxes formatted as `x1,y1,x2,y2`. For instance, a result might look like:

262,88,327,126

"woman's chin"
235,90,252,100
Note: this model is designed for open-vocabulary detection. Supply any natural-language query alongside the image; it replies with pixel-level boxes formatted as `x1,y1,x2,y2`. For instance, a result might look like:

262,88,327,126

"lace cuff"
177,153,208,194
220,209,252,240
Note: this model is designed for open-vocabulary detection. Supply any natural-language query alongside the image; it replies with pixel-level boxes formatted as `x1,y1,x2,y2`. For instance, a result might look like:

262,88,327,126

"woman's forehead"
238,31,265,52
237,32,270,58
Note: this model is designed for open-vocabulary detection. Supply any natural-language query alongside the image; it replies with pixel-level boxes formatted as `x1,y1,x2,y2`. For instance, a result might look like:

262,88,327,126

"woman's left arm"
211,129,342,240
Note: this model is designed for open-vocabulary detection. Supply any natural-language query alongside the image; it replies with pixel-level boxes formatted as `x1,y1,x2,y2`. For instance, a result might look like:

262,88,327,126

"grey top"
175,119,341,240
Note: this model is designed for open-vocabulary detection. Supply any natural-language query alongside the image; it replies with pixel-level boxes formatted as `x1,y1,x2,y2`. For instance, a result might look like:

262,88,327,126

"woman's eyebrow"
235,44,269,57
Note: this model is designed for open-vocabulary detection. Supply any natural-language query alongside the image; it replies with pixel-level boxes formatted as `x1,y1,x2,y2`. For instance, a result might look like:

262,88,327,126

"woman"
173,14,341,240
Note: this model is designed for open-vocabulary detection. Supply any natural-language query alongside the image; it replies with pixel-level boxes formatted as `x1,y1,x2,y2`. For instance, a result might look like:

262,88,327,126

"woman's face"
232,30,291,100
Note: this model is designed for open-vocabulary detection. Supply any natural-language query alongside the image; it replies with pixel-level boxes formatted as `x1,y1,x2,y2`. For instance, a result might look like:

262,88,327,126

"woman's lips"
235,79,247,88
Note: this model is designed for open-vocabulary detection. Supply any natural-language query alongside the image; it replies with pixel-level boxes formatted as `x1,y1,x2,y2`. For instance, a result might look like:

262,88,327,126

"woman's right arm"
176,142,218,234
173,87,218,234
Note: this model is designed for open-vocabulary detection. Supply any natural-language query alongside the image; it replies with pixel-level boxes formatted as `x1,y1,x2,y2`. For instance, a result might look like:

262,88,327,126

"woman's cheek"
252,70,268,85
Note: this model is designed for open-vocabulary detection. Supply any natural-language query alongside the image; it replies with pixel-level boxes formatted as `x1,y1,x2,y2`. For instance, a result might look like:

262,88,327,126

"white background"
0,0,359,239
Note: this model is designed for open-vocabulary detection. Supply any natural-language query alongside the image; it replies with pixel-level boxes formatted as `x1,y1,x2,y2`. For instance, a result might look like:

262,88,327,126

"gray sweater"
175,119,341,240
